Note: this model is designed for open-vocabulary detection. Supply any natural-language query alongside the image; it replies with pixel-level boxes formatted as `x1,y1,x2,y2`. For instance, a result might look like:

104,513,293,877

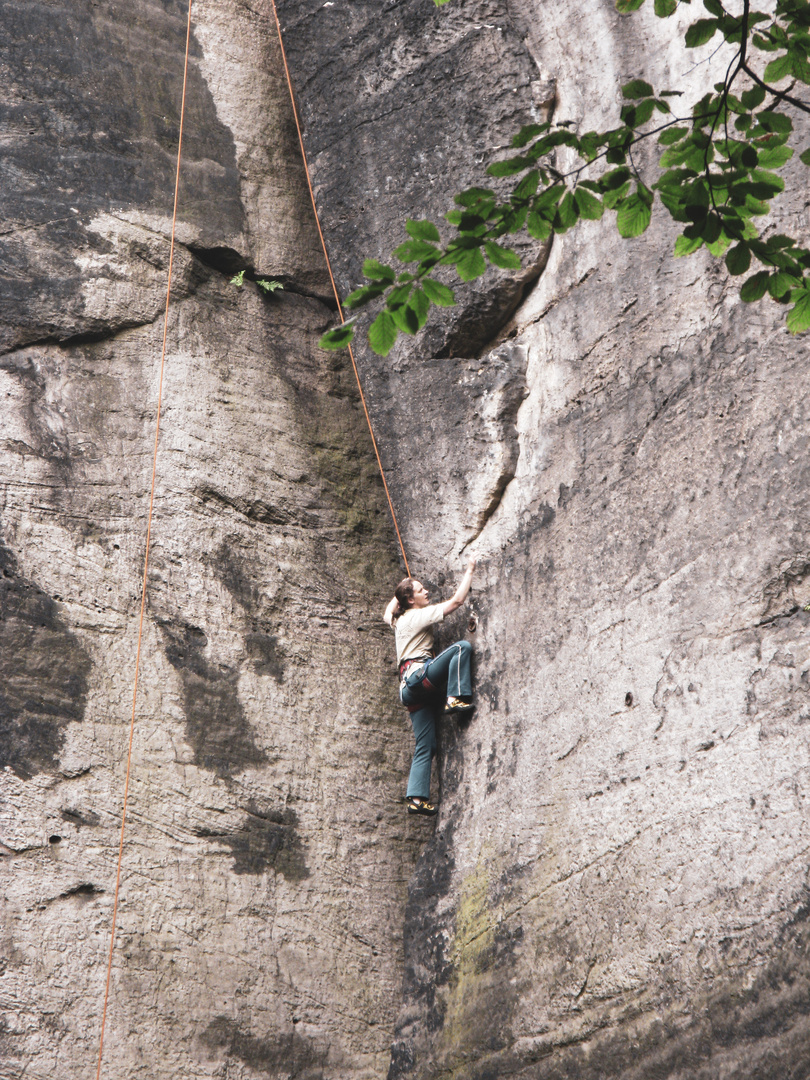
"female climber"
383,556,477,817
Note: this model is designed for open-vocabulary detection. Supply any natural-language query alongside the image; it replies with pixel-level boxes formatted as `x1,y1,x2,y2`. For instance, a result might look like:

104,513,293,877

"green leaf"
368,310,398,356
484,241,522,269
574,187,604,219
230,269,246,287
455,187,496,208
487,156,530,177
674,234,704,256
455,247,487,281
319,322,355,350
363,259,395,282
654,0,677,15
740,270,770,301
386,284,413,309
421,277,456,306
658,126,690,145
756,144,793,169
800,147,810,166
389,303,420,335
787,289,810,333
256,278,283,293
725,242,751,275
513,170,540,200
554,190,580,231
578,131,602,159
344,281,386,309
503,204,529,233
633,98,656,125
616,191,653,237
703,0,724,14
527,210,553,240
764,53,792,81
393,239,439,263
622,78,655,98
769,271,799,299
512,123,549,148
406,219,441,243
685,18,719,46
753,32,779,52
706,233,731,257
616,0,645,10
603,181,632,209
758,110,793,133
741,85,766,110
764,235,797,251
408,287,431,330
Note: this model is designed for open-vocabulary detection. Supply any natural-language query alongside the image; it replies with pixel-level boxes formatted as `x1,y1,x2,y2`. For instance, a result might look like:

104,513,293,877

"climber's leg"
405,702,437,800
424,640,473,699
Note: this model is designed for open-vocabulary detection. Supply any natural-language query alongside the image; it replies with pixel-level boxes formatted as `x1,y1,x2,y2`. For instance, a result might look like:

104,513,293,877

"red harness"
399,656,436,712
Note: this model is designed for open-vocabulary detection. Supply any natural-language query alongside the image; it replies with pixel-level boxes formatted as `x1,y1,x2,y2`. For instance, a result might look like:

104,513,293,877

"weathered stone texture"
280,1,810,1077
6,1,810,1079
1,2,421,1078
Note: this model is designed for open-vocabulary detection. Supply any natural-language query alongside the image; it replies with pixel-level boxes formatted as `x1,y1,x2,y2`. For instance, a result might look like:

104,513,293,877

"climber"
383,556,477,817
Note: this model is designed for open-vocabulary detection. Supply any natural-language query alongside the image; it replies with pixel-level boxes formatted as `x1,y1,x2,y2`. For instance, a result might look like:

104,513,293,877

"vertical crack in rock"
0,537,91,779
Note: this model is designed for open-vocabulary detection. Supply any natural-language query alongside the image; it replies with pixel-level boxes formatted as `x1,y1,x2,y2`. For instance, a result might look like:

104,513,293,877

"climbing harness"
93,5,193,1079
268,0,410,577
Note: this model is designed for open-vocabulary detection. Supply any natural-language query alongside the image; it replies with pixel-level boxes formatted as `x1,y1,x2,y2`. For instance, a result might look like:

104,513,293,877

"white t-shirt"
394,603,444,665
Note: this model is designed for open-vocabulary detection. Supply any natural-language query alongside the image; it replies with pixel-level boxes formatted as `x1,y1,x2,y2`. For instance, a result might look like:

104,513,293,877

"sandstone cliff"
3,1,810,1079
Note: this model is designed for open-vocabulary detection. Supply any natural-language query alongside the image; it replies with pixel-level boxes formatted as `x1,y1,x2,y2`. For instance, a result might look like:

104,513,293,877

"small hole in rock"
625,692,633,707
49,835,62,844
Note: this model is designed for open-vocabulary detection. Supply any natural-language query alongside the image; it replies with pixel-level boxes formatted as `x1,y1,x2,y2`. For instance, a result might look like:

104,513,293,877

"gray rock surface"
282,1,810,1077
1,2,421,1077
4,1,810,1079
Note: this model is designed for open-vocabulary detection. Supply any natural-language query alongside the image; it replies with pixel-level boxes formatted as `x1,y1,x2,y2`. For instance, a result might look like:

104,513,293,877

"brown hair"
393,577,415,619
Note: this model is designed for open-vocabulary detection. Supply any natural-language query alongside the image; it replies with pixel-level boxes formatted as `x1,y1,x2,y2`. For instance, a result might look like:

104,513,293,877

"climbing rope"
95,7,408,1070
268,0,411,577
93,4,193,1077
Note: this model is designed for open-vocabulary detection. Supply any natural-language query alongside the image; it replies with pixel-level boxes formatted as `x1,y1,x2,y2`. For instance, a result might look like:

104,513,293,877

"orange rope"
93,4,193,1077
268,0,410,577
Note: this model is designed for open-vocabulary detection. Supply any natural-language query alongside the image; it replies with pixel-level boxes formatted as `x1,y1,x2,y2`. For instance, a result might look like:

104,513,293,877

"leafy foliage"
320,0,810,354
231,270,284,296
257,278,284,294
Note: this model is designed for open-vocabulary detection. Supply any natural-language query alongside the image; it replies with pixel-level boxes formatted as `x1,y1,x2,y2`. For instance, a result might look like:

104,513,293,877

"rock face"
282,1,810,1077
1,3,423,1077
4,1,810,1079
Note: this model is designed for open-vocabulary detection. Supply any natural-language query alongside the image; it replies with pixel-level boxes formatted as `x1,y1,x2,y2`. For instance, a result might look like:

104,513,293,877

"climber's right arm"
441,556,477,616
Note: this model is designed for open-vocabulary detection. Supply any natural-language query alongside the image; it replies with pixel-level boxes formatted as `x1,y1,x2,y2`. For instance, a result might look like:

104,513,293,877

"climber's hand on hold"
442,556,476,616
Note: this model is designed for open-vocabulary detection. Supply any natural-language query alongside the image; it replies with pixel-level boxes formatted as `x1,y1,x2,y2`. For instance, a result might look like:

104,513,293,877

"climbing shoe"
444,696,474,715
407,797,438,817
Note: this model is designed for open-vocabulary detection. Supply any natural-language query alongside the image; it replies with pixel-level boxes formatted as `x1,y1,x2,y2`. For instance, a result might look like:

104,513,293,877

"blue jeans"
400,640,472,799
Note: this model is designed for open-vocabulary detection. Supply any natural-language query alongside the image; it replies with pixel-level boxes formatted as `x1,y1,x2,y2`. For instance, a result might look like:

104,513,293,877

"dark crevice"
186,243,249,276
470,238,555,359
188,244,338,309
0,313,164,360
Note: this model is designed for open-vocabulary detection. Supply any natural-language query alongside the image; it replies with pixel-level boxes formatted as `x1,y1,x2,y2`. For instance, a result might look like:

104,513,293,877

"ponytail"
393,577,415,620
